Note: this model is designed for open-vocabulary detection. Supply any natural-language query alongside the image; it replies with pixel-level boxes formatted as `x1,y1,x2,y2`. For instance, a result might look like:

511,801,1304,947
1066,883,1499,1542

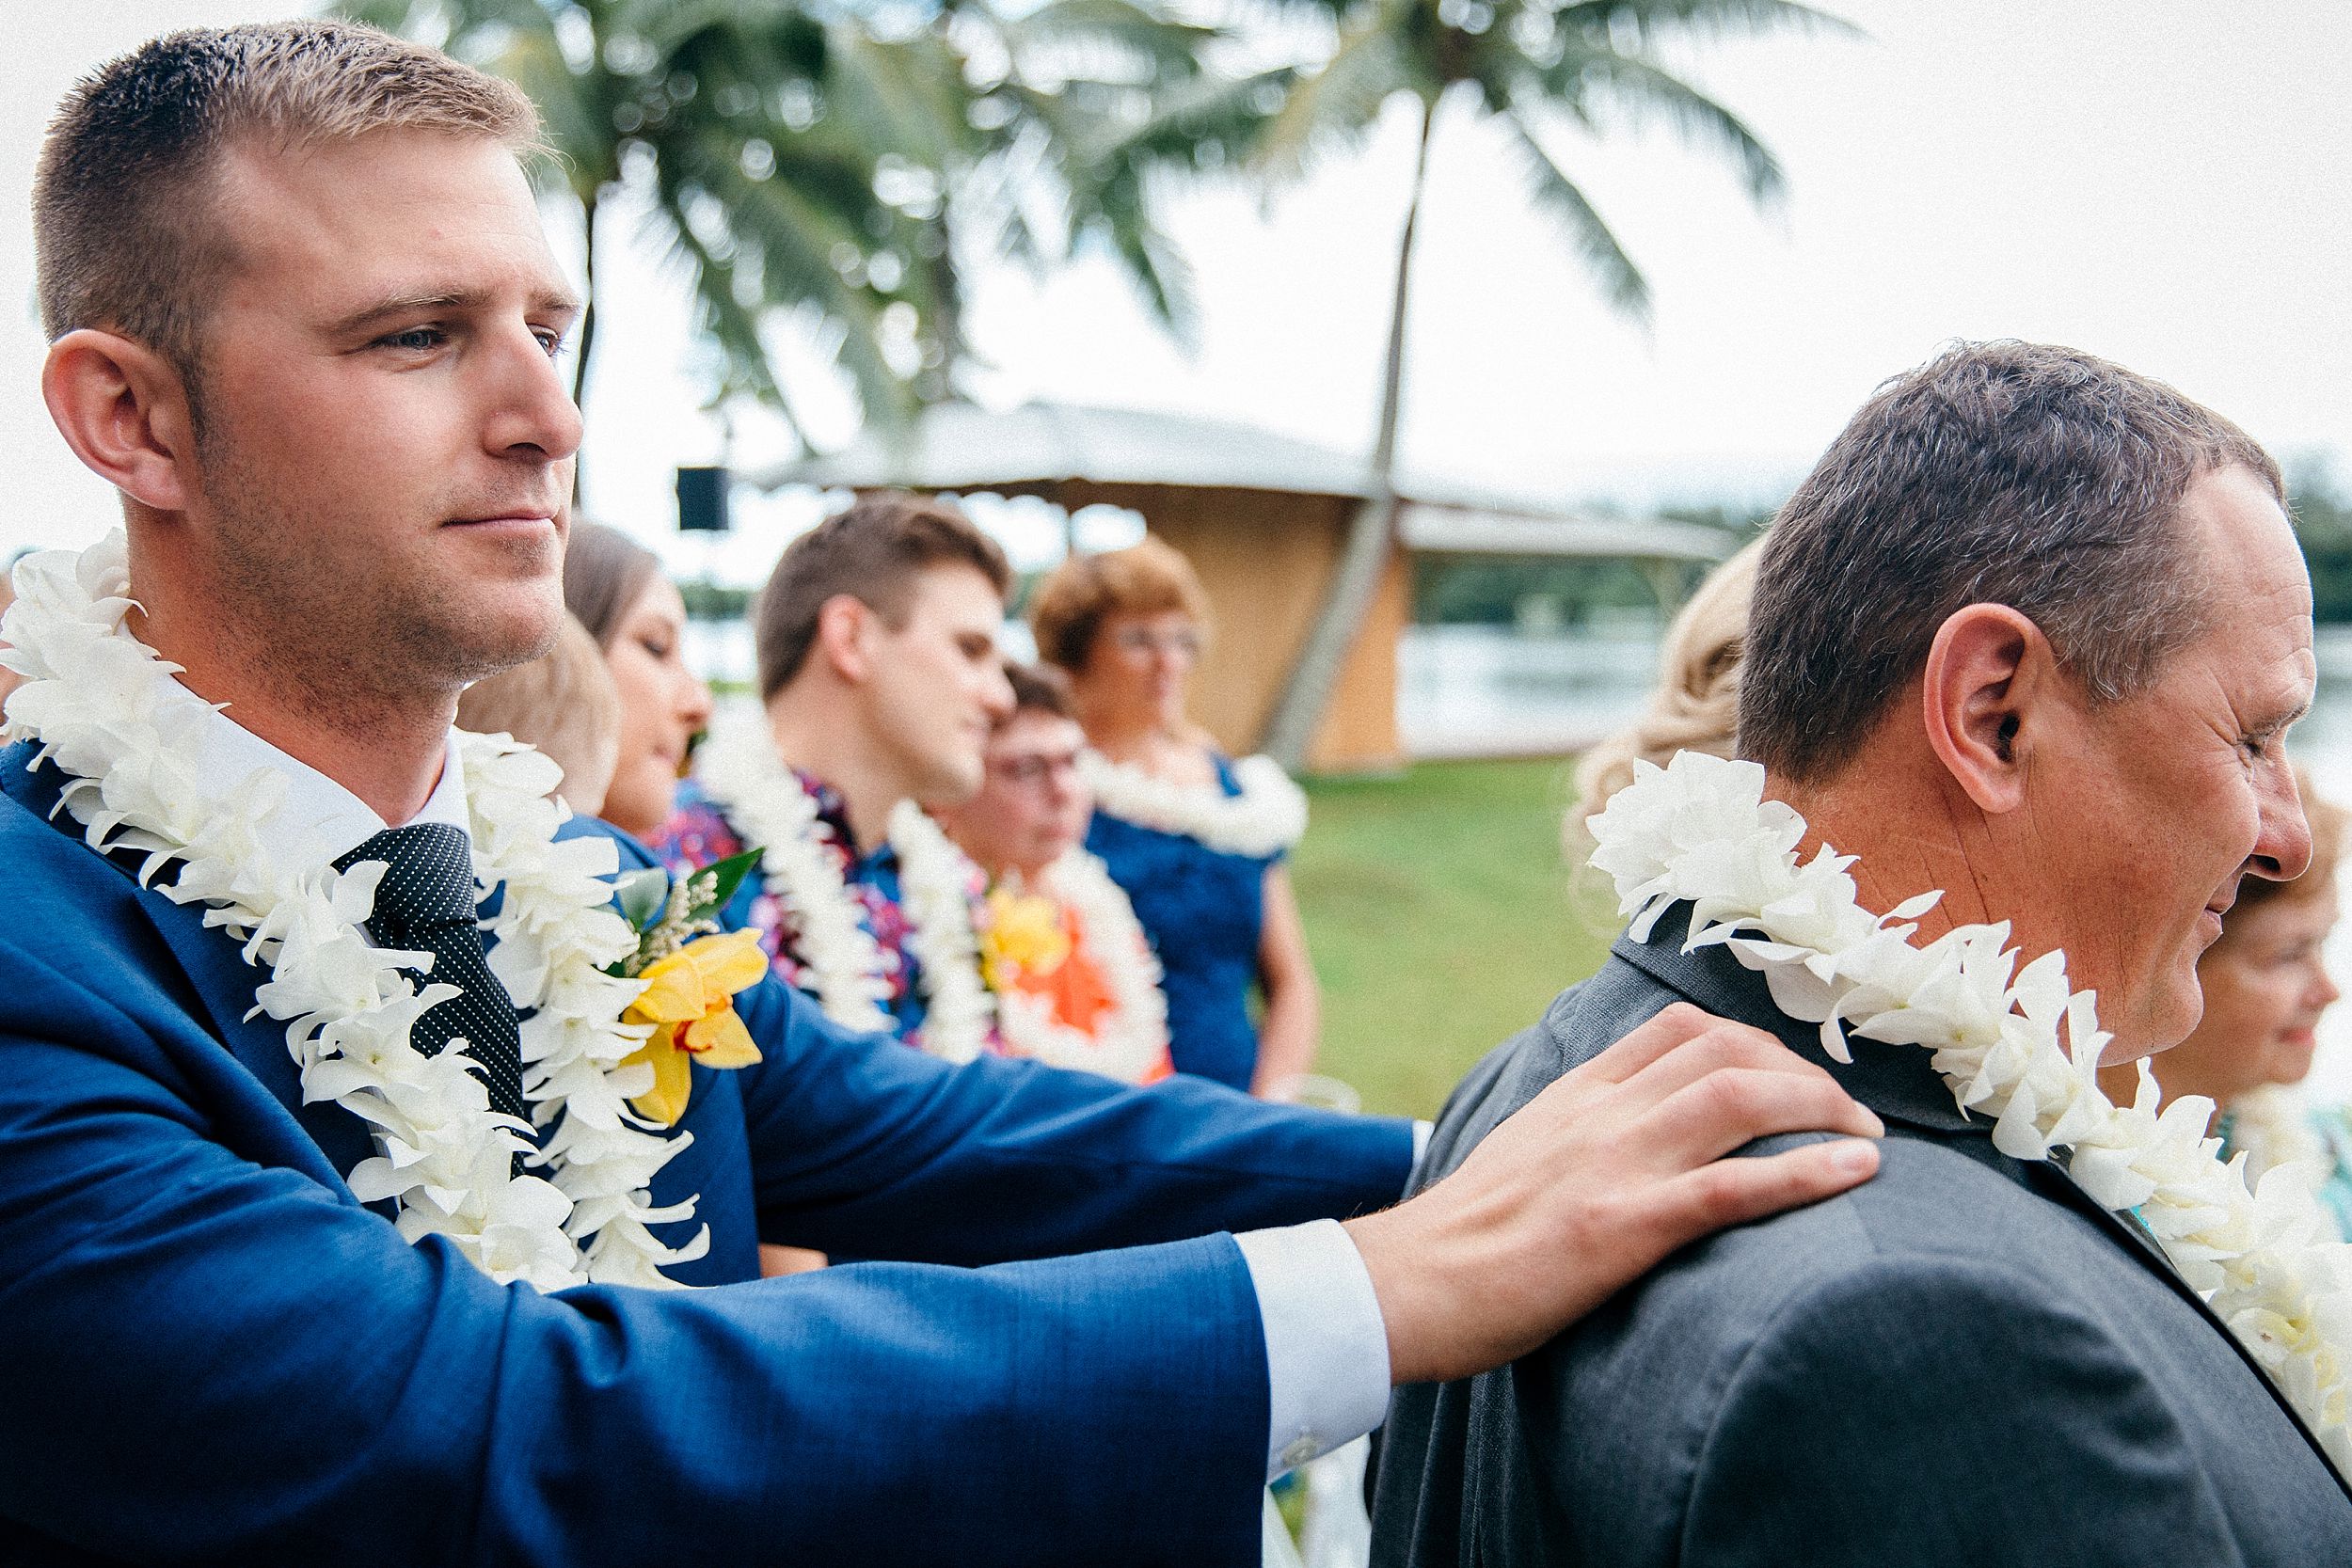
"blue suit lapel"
0,745,379,1191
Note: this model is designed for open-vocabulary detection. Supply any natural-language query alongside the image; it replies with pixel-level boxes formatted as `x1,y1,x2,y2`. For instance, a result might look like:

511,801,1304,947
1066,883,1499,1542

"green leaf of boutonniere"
606,850,767,979
692,847,764,923
613,866,672,931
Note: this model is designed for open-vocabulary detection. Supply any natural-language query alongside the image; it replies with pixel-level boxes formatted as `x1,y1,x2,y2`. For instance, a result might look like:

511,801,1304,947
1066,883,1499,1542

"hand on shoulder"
1344,1002,1883,1385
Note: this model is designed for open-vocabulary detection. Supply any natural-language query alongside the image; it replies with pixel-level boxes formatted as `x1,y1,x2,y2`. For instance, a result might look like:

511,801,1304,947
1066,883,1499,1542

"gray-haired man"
1375,341,2352,1566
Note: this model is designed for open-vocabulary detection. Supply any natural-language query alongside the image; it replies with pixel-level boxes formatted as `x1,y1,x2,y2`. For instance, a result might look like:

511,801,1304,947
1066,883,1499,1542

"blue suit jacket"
0,743,1413,1566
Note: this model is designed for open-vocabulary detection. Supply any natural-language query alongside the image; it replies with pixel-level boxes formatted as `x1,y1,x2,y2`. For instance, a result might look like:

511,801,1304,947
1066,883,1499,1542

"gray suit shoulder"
1378,948,2352,1568
1444,1133,2276,1567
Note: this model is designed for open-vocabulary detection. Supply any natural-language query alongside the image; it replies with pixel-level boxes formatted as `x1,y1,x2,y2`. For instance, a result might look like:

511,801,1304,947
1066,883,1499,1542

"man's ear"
40,329,199,513
1919,603,2052,815
812,594,874,684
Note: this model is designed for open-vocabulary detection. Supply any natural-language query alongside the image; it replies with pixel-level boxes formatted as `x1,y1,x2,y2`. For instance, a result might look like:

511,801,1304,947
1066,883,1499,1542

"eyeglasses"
989,752,1085,787
1112,626,1202,659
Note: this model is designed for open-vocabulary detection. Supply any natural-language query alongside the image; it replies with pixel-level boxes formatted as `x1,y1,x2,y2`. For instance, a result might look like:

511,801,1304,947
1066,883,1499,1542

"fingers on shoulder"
1653,1135,1880,1236
1579,1004,1809,1100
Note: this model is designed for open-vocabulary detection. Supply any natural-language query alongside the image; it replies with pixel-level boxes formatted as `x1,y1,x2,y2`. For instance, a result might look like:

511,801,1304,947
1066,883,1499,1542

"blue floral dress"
1086,755,1284,1092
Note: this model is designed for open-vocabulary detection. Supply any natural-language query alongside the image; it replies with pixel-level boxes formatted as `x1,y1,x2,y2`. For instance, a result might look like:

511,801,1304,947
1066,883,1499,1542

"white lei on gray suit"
1590,750,2352,1470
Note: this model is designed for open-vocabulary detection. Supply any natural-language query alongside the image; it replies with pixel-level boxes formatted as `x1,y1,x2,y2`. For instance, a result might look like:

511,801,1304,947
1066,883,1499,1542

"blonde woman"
453,613,623,815
1567,534,1766,842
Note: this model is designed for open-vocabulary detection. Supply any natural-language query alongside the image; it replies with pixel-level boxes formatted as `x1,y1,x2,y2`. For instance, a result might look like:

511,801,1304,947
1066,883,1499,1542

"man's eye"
378,326,445,352
535,329,570,359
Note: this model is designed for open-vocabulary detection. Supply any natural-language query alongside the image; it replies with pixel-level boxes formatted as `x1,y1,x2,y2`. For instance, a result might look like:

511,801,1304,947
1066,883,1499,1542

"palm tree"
339,0,951,445
832,0,1273,402
1249,0,1851,768
342,0,1254,435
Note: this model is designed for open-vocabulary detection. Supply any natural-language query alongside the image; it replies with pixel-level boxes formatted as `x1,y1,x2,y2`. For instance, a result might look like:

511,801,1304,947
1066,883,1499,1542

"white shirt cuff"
1234,1218,1391,1481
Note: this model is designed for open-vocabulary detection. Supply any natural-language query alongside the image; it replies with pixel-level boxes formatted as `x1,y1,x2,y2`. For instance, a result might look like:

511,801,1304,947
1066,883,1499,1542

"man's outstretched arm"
725,957,1882,1471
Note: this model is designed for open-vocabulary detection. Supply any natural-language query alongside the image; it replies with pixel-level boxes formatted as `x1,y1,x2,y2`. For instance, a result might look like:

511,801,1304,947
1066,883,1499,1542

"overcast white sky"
3,1,2347,579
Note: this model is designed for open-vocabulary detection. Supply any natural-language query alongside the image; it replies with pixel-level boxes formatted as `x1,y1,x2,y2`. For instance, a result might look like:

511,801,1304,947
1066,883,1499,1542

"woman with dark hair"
563,521,711,841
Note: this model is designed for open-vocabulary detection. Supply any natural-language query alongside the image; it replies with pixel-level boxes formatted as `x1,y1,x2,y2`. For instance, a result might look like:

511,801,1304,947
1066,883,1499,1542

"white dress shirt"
186,703,1405,1480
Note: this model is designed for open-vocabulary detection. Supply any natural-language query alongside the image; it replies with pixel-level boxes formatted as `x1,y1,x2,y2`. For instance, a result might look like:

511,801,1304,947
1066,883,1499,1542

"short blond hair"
34,22,537,407
1028,536,1214,673
457,615,622,811
1568,535,1766,857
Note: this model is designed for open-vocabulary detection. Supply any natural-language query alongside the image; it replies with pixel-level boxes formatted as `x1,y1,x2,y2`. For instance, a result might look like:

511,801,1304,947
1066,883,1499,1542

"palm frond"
997,0,1221,80
1252,20,1412,183
1553,0,1862,44
1502,108,1651,321
1533,45,1784,202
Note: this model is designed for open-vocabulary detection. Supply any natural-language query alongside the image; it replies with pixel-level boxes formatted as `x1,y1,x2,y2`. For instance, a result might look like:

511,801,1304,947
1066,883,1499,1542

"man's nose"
980,667,1015,721
2249,764,2314,885
483,325,584,464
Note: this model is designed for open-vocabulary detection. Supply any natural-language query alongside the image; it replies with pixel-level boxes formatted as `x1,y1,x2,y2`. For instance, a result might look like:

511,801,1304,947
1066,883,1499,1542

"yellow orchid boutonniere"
607,849,767,1127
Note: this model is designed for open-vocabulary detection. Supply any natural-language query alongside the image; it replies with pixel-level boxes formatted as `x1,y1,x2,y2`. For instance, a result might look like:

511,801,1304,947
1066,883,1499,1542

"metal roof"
1399,504,1733,562
752,400,1372,499
752,400,1735,562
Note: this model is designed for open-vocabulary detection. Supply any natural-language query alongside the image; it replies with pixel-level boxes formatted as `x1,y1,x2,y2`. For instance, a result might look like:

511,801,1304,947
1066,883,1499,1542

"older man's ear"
1918,602,2057,816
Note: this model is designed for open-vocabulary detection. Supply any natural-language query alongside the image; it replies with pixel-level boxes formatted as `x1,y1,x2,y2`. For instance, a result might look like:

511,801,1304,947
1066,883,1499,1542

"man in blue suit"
0,22,1882,1565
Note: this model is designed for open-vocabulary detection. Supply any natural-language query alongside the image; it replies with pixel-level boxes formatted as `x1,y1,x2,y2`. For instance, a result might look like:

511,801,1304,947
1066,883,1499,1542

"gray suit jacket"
1371,906,2352,1567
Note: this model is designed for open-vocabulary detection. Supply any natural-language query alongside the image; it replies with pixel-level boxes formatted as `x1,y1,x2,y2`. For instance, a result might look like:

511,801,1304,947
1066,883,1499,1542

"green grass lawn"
1293,758,1620,1120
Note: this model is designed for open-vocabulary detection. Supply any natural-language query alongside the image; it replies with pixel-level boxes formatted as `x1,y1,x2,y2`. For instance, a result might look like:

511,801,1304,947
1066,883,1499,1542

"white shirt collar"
183,689,470,863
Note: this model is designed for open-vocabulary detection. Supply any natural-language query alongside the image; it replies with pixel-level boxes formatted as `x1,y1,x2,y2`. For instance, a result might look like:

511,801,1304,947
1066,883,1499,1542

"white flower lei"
1082,750,1307,859
1591,750,2352,1472
696,715,893,1032
692,717,994,1063
0,534,707,1291
2229,1085,2337,1194
884,800,999,1065
992,847,1170,1085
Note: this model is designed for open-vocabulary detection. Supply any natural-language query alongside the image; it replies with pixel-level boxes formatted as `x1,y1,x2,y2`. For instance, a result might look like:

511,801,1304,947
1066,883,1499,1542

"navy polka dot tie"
334,823,528,1124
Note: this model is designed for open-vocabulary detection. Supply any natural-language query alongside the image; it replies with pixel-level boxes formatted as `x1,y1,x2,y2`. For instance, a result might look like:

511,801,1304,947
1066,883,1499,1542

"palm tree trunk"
570,189,600,499
1262,93,1438,771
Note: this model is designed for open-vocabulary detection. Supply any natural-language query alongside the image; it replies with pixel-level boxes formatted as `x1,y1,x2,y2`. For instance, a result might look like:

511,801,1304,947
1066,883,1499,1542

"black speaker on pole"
676,465,732,533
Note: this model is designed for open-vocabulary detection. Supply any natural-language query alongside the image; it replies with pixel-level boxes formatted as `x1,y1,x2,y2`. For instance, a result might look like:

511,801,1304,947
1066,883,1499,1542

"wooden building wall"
1026,481,1405,773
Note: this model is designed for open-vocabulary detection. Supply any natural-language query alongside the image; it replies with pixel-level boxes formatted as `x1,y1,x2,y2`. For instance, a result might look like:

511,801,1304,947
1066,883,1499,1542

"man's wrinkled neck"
1767,748,2006,950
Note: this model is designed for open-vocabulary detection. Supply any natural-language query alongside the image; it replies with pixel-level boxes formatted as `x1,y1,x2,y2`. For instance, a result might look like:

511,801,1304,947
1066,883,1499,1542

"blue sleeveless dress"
1086,755,1276,1092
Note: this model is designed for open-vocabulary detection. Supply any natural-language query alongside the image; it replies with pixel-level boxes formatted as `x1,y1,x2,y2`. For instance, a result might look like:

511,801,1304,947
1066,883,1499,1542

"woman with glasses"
932,663,1172,1085
1028,539,1319,1096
